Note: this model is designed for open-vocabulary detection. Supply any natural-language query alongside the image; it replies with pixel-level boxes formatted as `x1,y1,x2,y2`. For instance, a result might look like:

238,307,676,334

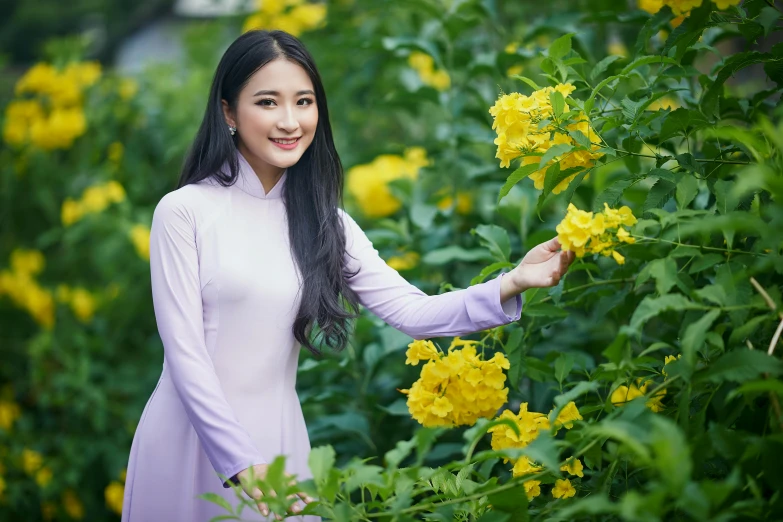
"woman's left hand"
502,237,575,299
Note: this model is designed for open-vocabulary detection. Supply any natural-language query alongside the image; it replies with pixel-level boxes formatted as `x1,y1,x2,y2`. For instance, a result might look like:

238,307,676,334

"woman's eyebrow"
252,89,316,96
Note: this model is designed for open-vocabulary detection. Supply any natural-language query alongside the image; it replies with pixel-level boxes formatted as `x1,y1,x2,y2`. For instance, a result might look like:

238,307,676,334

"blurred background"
1,0,781,520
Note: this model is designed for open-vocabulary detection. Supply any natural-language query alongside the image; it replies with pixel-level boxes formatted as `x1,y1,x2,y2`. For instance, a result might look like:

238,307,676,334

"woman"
121,29,574,522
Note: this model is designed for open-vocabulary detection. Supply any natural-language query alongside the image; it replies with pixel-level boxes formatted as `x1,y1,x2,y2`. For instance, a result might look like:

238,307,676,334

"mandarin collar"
235,150,287,200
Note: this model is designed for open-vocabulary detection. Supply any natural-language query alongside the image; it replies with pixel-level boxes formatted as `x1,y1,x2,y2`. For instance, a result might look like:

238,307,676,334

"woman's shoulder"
153,179,228,227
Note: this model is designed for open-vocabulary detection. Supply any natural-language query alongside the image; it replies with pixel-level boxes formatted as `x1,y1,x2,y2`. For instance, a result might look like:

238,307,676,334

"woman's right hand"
236,463,313,519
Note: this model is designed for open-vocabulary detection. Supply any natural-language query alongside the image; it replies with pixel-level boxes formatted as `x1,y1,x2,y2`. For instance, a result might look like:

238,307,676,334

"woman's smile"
270,137,301,149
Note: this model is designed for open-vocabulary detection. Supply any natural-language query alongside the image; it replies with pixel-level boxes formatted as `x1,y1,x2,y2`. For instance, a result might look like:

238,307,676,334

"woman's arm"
339,209,525,339
150,193,265,488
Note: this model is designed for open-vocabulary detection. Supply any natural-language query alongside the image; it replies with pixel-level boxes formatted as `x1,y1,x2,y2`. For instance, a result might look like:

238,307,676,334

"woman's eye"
256,99,275,106
298,98,314,106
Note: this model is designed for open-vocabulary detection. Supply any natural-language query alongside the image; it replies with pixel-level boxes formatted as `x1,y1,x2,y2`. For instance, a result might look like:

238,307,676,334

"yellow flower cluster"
346,147,429,218
243,0,327,36
56,285,98,324
0,398,21,431
20,448,54,488
436,191,472,215
611,378,666,413
489,83,603,194
3,61,101,150
130,224,151,261
489,401,583,499
0,249,54,329
104,468,127,515
402,338,510,427
556,203,637,264
639,0,741,17
408,52,451,91
386,251,419,271
61,180,126,226
552,478,576,499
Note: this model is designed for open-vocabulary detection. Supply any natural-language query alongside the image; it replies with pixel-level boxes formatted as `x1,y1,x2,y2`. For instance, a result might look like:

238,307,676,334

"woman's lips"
270,137,301,150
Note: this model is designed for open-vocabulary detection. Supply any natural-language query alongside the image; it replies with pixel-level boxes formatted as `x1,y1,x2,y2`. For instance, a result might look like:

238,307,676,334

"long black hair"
179,29,361,355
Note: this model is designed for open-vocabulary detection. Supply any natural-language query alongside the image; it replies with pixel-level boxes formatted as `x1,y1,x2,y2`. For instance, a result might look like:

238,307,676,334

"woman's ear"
221,99,235,128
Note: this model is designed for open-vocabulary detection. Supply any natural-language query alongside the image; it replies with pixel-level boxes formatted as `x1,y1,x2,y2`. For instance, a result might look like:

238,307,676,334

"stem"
612,149,751,165
633,236,766,257
537,278,635,304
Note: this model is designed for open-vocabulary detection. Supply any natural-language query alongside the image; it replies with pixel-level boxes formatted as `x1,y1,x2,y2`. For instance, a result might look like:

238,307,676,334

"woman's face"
223,58,318,177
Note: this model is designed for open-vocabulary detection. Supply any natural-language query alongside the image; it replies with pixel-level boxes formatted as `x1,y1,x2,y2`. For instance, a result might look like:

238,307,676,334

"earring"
228,125,237,136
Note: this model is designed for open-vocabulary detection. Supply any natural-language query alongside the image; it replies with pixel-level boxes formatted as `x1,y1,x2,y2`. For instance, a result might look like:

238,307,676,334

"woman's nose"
277,108,299,133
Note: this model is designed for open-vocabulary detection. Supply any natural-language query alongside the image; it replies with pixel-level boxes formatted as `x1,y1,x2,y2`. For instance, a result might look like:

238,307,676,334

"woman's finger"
257,501,269,517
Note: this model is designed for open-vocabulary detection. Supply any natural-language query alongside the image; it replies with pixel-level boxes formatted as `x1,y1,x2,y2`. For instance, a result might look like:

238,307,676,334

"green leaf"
523,302,569,318
676,175,699,209
522,432,560,474
487,484,529,522
659,108,709,141
309,446,336,486
644,179,676,215
504,328,525,388
630,294,700,332
591,55,623,81
538,143,573,171
688,253,724,274
728,314,769,346
681,309,720,367
593,177,637,212
550,90,565,119
650,416,692,493
620,55,679,75
498,163,540,203
713,179,740,214
471,262,515,285
515,76,543,91
702,51,772,116
696,350,783,383
637,258,679,295
548,33,574,60
422,246,492,265
554,353,575,384
198,493,235,514
472,224,511,263
728,379,783,401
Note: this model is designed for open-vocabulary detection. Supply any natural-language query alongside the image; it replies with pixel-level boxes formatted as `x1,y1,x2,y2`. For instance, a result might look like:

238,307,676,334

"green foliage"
1,0,783,520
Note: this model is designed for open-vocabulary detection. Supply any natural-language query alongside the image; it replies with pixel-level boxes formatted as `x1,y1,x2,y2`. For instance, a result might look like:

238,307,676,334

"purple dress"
121,151,522,522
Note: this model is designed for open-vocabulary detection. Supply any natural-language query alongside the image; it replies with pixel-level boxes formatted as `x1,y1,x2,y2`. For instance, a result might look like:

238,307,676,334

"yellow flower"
104,181,126,203
552,478,576,499
118,78,139,100
505,42,519,53
22,448,43,474
0,475,5,498
556,203,635,264
612,379,666,412
105,481,124,515
408,52,451,91
436,192,472,214
119,468,127,482
713,0,741,9
523,479,541,499
63,61,102,89
35,466,53,488
404,342,509,427
405,339,439,365
69,287,97,323
489,83,602,192
242,0,326,36
612,251,625,265
0,400,21,430
607,40,628,57
346,147,429,218
386,252,419,271
551,401,583,430
648,96,680,111
11,249,45,277
62,489,84,519
107,142,124,164
662,354,682,377
512,456,543,477
638,0,664,13
29,107,87,150
61,199,83,227
560,458,584,478
130,224,151,261
15,63,58,95
3,100,45,146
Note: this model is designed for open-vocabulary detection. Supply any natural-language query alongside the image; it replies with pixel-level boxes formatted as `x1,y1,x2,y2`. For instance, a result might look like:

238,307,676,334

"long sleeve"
149,193,265,488
339,209,522,339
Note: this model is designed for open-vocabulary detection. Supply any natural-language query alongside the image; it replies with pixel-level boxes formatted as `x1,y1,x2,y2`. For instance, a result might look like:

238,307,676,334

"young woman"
121,30,574,522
